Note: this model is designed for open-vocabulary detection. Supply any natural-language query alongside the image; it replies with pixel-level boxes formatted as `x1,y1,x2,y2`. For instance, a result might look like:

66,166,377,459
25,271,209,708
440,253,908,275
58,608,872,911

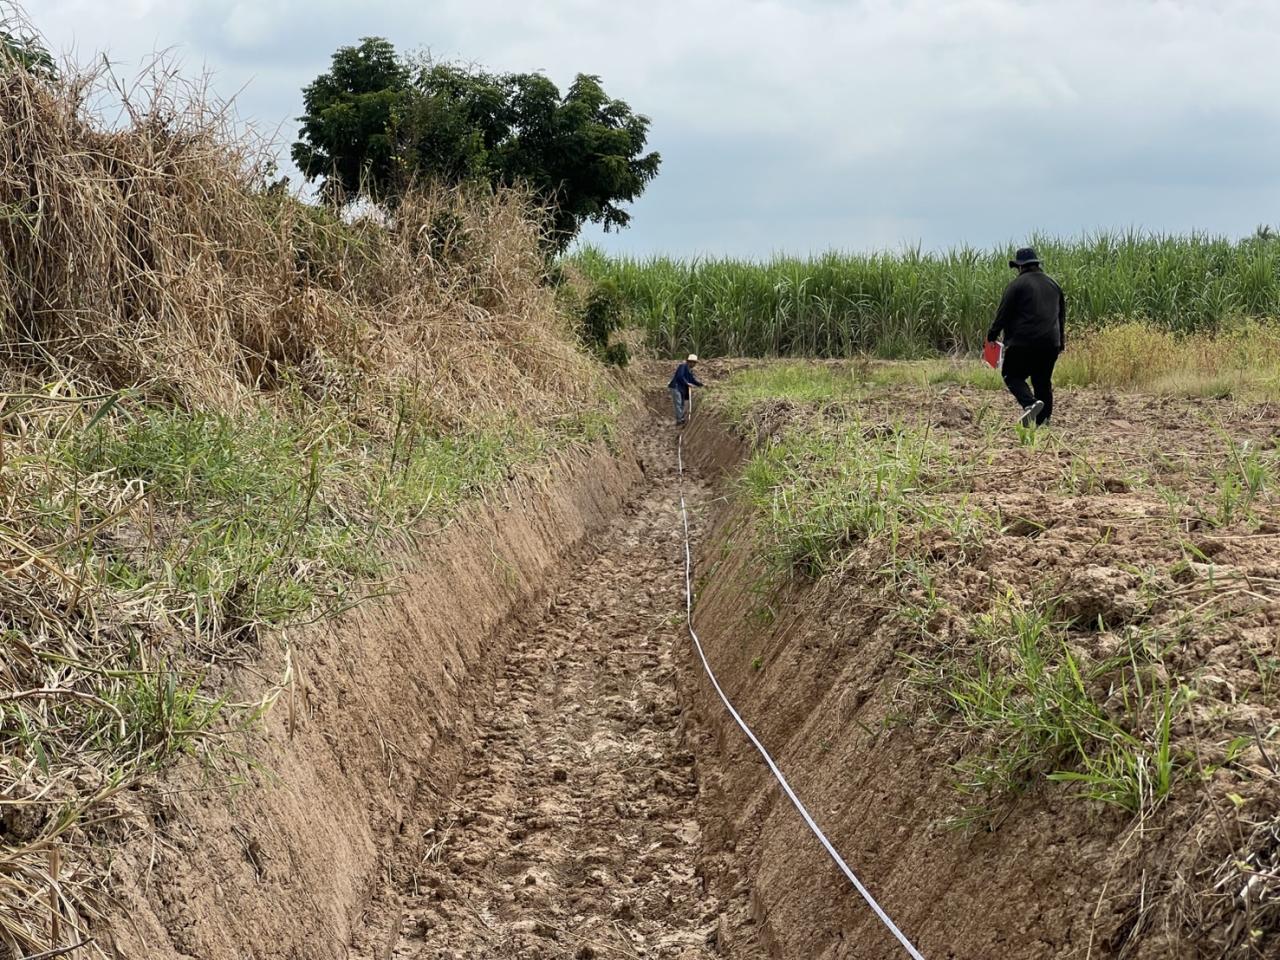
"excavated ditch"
99,381,1277,960
370,424,724,959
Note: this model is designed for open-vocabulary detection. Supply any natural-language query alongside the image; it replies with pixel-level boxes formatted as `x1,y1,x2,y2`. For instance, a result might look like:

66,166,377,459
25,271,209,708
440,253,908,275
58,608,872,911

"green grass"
717,361,1007,420
65,400,618,637
738,417,983,578
1208,434,1278,528
575,229,1280,358
713,363,866,420
907,595,1186,823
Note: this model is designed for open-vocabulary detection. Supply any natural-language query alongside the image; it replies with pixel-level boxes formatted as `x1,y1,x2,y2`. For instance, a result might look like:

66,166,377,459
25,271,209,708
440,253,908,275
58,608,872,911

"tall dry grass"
0,33,604,957
1056,320,1280,398
0,54,596,428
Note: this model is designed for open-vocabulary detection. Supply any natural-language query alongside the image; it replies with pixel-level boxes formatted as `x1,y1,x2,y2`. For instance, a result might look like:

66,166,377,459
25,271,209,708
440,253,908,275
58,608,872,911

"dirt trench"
369,424,728,960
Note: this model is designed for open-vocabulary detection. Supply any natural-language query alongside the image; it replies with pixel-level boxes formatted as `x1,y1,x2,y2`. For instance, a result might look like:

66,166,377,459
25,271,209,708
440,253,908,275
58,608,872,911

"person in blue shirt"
668,354,704,426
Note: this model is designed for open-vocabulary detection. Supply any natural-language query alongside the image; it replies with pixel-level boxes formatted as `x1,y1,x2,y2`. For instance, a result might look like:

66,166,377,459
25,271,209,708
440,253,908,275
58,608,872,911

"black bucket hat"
1009,246,1041,268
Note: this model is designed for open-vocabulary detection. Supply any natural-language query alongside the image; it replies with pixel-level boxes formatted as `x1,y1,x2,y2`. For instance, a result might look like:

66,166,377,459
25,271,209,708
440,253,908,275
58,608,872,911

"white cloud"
21,0,1280,255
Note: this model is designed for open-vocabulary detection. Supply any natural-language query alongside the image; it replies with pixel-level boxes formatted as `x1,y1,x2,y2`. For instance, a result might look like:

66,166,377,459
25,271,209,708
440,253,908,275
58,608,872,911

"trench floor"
386,427,724,960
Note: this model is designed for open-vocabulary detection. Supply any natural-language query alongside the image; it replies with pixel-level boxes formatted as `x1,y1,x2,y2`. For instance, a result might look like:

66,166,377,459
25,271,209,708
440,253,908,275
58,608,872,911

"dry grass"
1057,320,1280,400
0,51,596,428
0,27,609,957
749,322,1280,402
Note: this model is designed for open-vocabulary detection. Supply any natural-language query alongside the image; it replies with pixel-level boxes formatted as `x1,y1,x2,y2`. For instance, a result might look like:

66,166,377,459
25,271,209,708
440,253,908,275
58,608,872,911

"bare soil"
368,427,723,960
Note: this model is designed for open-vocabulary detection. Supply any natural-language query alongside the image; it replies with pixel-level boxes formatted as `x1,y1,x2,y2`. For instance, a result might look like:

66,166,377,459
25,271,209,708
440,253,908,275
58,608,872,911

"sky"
20,0,1280,258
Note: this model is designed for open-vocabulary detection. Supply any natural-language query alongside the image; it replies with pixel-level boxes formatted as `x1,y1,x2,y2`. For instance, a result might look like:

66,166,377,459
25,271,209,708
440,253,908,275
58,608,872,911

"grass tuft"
907,595,1187,823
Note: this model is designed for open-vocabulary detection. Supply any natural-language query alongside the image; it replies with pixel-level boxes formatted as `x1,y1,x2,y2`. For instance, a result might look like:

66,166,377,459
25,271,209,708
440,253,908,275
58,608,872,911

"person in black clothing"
987,246,1065,427
668,354,704,425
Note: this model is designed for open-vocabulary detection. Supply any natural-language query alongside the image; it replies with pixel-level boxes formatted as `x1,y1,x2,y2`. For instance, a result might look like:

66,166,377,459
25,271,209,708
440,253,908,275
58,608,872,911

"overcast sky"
22,0,1280,258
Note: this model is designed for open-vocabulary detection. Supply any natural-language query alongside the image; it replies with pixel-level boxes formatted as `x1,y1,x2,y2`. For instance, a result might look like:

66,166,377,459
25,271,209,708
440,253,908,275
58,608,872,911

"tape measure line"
675,426,927,960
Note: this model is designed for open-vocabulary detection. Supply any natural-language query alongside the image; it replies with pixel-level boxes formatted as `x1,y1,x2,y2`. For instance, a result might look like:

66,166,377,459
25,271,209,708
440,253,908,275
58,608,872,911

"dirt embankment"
678,389,1280,960
98,437,643,959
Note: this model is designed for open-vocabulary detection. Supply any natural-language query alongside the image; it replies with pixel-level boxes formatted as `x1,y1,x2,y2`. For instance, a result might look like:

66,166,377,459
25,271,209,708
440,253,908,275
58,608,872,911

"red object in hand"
983,341,1003,370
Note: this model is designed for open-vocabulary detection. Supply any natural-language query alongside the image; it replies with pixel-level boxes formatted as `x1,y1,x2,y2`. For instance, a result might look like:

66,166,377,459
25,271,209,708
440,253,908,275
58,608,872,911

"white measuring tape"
675,399,927,960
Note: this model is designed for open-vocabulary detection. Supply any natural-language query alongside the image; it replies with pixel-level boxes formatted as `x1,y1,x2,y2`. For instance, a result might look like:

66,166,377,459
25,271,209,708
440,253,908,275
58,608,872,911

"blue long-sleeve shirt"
668,362,704,399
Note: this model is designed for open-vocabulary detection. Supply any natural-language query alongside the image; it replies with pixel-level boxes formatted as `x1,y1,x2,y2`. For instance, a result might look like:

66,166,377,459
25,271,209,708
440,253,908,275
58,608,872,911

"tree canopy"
293,38,660,250
1,27,56,79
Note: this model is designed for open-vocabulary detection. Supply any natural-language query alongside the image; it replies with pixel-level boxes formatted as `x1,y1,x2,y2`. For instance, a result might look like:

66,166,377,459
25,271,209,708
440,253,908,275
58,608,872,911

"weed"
1206,435,1277,527
909,594,1188,822
1014,422,1041,447
886,561,946,639
738,417,978,577
1060,452,1105,495
714,363,863,422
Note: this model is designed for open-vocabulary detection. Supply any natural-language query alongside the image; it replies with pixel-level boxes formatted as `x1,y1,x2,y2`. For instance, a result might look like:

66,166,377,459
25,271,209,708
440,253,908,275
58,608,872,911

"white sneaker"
1019,401,1045,427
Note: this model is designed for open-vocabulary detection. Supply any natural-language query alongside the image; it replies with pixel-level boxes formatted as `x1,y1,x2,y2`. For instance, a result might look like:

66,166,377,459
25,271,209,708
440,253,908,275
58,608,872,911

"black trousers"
1002,344,1059,424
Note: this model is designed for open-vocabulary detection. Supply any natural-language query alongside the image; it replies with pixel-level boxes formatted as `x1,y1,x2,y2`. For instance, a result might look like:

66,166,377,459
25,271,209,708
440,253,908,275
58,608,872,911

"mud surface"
382,428,722,959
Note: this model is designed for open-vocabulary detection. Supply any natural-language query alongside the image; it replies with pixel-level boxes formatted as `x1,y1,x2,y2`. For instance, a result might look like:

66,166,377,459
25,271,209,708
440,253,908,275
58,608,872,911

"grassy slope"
709,362,1280,953
0,52,620,956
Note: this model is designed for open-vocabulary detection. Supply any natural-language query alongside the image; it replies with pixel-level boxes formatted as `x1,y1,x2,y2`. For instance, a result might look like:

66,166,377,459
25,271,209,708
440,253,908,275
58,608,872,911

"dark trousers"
1002,344,1059,424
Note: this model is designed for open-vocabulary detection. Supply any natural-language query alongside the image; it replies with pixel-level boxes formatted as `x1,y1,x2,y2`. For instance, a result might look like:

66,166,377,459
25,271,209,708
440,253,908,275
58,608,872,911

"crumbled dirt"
368,426,723,959
682,380,1280,960
1059,564,1145,625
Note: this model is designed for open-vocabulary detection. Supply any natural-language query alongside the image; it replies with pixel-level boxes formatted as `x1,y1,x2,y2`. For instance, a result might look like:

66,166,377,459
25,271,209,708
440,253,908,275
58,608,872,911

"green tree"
291,38,410,204
399,61,511,184
494,72,660,249
294,39,660,250
0,26,56,79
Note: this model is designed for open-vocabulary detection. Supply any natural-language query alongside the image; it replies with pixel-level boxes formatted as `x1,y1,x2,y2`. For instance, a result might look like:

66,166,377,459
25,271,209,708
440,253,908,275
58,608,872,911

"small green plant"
1059,452,1104,495
1209,438,1276,526
102,670,226,770
1014,422,1042,447
751,656,764,671
886,560,945,639
909,594,1188,823
1253,654,1280,701
575,279,631,367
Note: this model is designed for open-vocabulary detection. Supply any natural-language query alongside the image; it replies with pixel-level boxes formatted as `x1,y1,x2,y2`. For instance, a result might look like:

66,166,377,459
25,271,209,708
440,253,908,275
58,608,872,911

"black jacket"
988,269,1065,350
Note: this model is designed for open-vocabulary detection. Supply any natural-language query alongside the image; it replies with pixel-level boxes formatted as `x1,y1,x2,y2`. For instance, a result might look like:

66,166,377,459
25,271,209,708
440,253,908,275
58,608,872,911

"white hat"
687,353,699,362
